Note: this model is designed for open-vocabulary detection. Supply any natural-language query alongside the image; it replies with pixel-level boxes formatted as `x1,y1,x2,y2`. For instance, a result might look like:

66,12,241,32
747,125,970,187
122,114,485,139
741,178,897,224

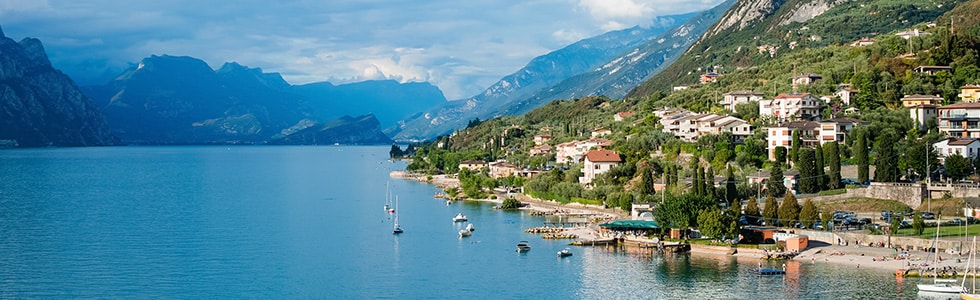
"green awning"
600,220,659,229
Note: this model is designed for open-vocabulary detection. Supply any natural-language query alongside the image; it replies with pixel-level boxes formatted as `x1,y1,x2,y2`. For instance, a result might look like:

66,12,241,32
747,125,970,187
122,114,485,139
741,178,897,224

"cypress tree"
725,166,737,203
767,162,786,197
855,128,869,184
874,129,898,183
774,146,787,165
705,167,715,199
797,147,818,194
790,129,801,165
762,194,778,226
744,196,760,218
814,143,825,190
825,142,841,189
799,199,819,228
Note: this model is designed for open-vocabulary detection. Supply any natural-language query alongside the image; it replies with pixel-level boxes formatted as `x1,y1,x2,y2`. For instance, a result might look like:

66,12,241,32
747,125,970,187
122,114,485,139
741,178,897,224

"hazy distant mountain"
389,8,728,142
0,25,117,147
293,80,446,128
269,114,393,145
82,55,444,144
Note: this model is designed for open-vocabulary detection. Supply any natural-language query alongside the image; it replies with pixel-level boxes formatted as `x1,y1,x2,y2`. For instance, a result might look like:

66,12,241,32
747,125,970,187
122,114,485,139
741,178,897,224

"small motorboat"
452,213,468,222
465,223,475,232
392,225,403,234
557,248,573,258
516,241,531,252
458,228,472,237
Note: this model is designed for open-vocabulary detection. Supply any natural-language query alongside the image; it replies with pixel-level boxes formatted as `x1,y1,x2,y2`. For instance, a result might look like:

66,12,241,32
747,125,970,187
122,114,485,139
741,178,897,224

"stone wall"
806,183,924,208
799,229,971,254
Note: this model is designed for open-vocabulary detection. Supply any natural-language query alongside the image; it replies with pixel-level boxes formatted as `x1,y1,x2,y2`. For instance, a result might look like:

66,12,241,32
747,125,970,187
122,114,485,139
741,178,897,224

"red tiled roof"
584,150,621,163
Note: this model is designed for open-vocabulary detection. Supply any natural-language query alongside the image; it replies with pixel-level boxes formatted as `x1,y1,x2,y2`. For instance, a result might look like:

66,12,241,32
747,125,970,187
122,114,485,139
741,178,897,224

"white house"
766,121,820,161
579,149,622,185
555,138,612,165
458,160,487,171
933,138,980,163
938,102,980,138
818,118,866,145
720,90,764,112
759,93,823,121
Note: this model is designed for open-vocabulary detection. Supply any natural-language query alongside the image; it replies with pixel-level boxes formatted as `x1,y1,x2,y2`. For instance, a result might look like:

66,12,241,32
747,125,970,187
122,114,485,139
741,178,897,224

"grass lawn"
815,198,910,213
893,223,980,238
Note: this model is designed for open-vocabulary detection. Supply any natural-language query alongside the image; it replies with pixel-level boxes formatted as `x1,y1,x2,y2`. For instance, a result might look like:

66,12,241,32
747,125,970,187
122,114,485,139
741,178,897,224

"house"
759,93,823,121
458,160,487,171
793,73,823,86
835,87,859,106
849,37,875,47
631,203,655,220
766,121,820,161
901,94,944,107
720,90,765,112
933,138,980,163
747,170,802,195
555,138,612,165
910,104,939,130
673,86,689,91
591,127,612,138
698,115,753,143
533,134,552,146
896,29,931,40
960,85,980,103
915,65,953,75
700,72,720,84
614,111,635,121
488,161,519,178
579,149,622,185
818,118,867,145
938,102,980,138
530,144,552,156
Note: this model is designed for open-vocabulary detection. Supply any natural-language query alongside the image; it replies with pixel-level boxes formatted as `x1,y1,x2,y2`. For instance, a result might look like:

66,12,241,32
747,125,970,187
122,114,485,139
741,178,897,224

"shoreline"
391,171,971,278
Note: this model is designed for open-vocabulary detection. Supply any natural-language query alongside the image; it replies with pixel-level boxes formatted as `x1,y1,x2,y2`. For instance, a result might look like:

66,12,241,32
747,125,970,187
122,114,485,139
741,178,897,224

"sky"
0,0,724,100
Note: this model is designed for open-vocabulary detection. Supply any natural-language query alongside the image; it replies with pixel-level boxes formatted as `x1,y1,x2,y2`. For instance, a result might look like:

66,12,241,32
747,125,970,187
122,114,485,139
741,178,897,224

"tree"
854,128,870,183
799,199,819,229
705,167,715,199
873,129,899,182
912,210,925,236
725,166,737,203
501,198,522,209
778,192,801,227
797,147,818,194
766,163,786,197
762,194,778,226
698,207,729,239
821,208,833,232
945,154,972,181
790,129,801,164
389,144,404,159
695,167,704,196
744,196,761,218
775,146,787,165
638,165,655,195
825,142,842,189
814,143,825,189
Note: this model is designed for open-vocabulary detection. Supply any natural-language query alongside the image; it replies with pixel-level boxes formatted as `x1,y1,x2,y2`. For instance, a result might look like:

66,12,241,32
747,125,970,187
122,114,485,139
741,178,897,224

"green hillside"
628,0,970,99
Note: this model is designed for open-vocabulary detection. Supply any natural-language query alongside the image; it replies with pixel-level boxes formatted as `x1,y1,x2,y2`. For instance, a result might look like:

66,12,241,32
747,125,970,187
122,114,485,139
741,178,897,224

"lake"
0,146,940,299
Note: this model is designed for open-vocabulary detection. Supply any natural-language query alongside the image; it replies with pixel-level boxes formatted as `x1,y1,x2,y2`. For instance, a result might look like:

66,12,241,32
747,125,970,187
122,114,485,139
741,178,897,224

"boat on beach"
557,248,573,258
961,237,979,300
919,222,966,294
516,241,531,252
452,213,468,222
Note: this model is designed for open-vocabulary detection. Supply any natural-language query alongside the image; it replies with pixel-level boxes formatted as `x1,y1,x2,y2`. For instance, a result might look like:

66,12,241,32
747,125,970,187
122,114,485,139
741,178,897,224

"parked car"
921,212,935,220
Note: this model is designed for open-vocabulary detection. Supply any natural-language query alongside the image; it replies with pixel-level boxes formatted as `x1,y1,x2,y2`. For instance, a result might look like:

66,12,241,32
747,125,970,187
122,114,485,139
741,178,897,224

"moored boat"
452,213,468,222
516,241,531,252
557,248,573,258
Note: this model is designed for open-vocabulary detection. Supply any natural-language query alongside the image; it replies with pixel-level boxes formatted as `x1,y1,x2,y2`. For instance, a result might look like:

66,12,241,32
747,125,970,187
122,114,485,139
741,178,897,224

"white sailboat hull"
918,283,966,293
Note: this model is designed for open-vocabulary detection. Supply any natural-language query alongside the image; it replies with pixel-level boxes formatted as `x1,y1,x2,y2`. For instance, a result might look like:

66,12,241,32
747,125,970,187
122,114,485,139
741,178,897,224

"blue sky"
1,0,723,99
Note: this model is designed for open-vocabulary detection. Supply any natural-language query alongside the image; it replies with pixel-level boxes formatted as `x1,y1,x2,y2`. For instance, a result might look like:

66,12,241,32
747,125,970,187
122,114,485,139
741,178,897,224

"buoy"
895,269,904,278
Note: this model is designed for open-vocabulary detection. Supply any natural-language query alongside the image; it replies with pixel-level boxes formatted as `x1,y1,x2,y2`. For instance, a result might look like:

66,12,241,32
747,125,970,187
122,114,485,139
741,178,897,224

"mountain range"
80,55,439,144
0,25,117,147
388,2,735,142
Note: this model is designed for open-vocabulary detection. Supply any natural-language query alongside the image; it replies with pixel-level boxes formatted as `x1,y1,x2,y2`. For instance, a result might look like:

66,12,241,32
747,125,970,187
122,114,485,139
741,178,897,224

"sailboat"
962,236,978,300
384,181,394,214
918,221,967,294
392,195,403,234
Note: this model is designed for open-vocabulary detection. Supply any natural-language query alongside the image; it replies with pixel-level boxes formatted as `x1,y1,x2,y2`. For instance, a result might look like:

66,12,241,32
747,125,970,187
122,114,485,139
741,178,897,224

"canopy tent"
599,220,660,230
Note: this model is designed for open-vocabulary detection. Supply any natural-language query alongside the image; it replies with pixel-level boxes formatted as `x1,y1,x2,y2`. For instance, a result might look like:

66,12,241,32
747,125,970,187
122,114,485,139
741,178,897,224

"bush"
817,189,846,196
501,198,522,209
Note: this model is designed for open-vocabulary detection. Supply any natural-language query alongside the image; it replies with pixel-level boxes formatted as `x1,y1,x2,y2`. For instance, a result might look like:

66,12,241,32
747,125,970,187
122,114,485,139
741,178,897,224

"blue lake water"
0,146,942,298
